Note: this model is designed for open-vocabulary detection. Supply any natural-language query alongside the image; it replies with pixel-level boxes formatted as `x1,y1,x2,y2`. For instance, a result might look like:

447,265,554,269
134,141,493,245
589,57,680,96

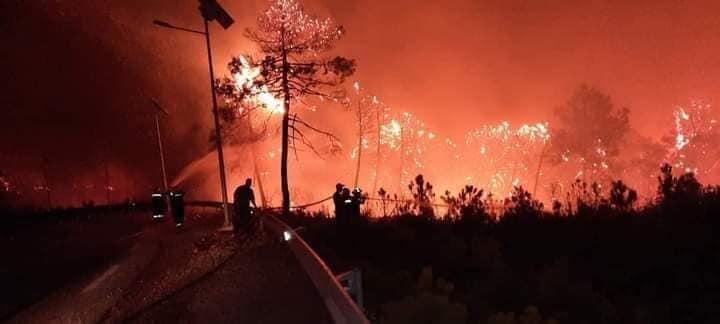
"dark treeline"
0,201,150,235
281,164,720,324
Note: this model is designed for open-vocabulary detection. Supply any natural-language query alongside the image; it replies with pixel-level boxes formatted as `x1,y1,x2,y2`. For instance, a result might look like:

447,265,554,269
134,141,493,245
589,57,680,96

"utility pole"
203,17,232,229
150,98,170,192
155,114,169,191
153,0,234,229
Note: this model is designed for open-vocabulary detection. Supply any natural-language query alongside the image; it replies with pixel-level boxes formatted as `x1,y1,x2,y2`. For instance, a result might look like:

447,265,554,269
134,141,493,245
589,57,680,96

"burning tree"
552,84,630,183
217,54,288,206
463,122,549,196
348,82,383,189
663,100,720,181
242,0,355,215
215,55,281,146
379,112,435,195
370,97,391,197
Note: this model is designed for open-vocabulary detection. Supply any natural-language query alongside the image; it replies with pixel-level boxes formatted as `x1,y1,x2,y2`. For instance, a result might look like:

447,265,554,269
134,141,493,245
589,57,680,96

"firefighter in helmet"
151,188,166,221
349,187,365,224
169,188,185,227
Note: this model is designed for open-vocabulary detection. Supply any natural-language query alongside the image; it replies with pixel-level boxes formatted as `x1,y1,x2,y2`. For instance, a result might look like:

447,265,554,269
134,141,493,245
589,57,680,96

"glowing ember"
674,107,691,150
380,119,402,150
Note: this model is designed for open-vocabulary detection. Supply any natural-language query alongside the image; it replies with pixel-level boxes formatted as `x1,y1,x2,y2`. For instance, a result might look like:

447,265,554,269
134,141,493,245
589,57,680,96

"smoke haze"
2,0,720,206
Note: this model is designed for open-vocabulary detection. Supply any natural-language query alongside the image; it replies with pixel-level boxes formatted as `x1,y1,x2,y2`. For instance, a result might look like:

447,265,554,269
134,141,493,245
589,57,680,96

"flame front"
232,55,284,115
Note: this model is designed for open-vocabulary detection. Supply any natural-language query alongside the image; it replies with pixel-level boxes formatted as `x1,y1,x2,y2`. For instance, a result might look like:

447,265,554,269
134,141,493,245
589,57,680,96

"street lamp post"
149,97,169,192
153,0,235,230
202,18,232,230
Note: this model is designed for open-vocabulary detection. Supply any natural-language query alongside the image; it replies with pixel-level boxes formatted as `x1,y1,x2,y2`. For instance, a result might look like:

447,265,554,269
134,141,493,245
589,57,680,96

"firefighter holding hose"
233,178,257,233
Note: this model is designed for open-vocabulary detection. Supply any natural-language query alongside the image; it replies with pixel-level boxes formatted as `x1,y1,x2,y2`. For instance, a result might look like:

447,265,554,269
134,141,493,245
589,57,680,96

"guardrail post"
337,267,364,310
352,268,363,310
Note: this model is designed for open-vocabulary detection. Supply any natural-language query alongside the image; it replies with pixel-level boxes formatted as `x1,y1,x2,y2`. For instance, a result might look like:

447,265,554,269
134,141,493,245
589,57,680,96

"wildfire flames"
174,0,720,210
230,55,284,115
667,100,719,176
207,52,720,206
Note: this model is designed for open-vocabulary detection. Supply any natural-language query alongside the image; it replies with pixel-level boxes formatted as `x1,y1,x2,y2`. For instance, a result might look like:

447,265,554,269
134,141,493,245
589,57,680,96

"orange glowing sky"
2,0,720,206
106,0,720,138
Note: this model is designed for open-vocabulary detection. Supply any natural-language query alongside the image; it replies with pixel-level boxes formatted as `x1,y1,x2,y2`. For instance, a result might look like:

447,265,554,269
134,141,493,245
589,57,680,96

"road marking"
117,231,143,242
82,264,119,294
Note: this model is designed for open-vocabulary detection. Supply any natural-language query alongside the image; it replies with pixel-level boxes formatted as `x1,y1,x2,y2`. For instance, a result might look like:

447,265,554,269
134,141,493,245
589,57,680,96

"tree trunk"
398,126,404,195
532,141,548,197
509,160,518,193
280,31,291,217
281,111,290,215
371,106,381,198
353,101,362,188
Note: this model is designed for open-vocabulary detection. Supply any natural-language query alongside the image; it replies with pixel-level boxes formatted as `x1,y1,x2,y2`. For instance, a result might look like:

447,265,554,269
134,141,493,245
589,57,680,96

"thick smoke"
2,0,720,207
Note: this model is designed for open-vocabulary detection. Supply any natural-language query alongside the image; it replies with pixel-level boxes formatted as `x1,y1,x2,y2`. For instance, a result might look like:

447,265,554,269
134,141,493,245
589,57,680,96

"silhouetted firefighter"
169,189,185,227
337,186,365,231
338,187,352,229
233,178,256,233
349,188,365,225
333,183,345,227
151,188,166,221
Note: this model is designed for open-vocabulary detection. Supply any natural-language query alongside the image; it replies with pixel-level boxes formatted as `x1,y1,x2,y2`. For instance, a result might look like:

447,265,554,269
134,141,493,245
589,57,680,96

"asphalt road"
8,211,332,323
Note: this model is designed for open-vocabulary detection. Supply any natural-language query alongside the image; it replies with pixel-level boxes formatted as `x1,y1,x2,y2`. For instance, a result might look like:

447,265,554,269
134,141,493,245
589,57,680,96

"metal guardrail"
186,201,369,324
264,214,369,324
